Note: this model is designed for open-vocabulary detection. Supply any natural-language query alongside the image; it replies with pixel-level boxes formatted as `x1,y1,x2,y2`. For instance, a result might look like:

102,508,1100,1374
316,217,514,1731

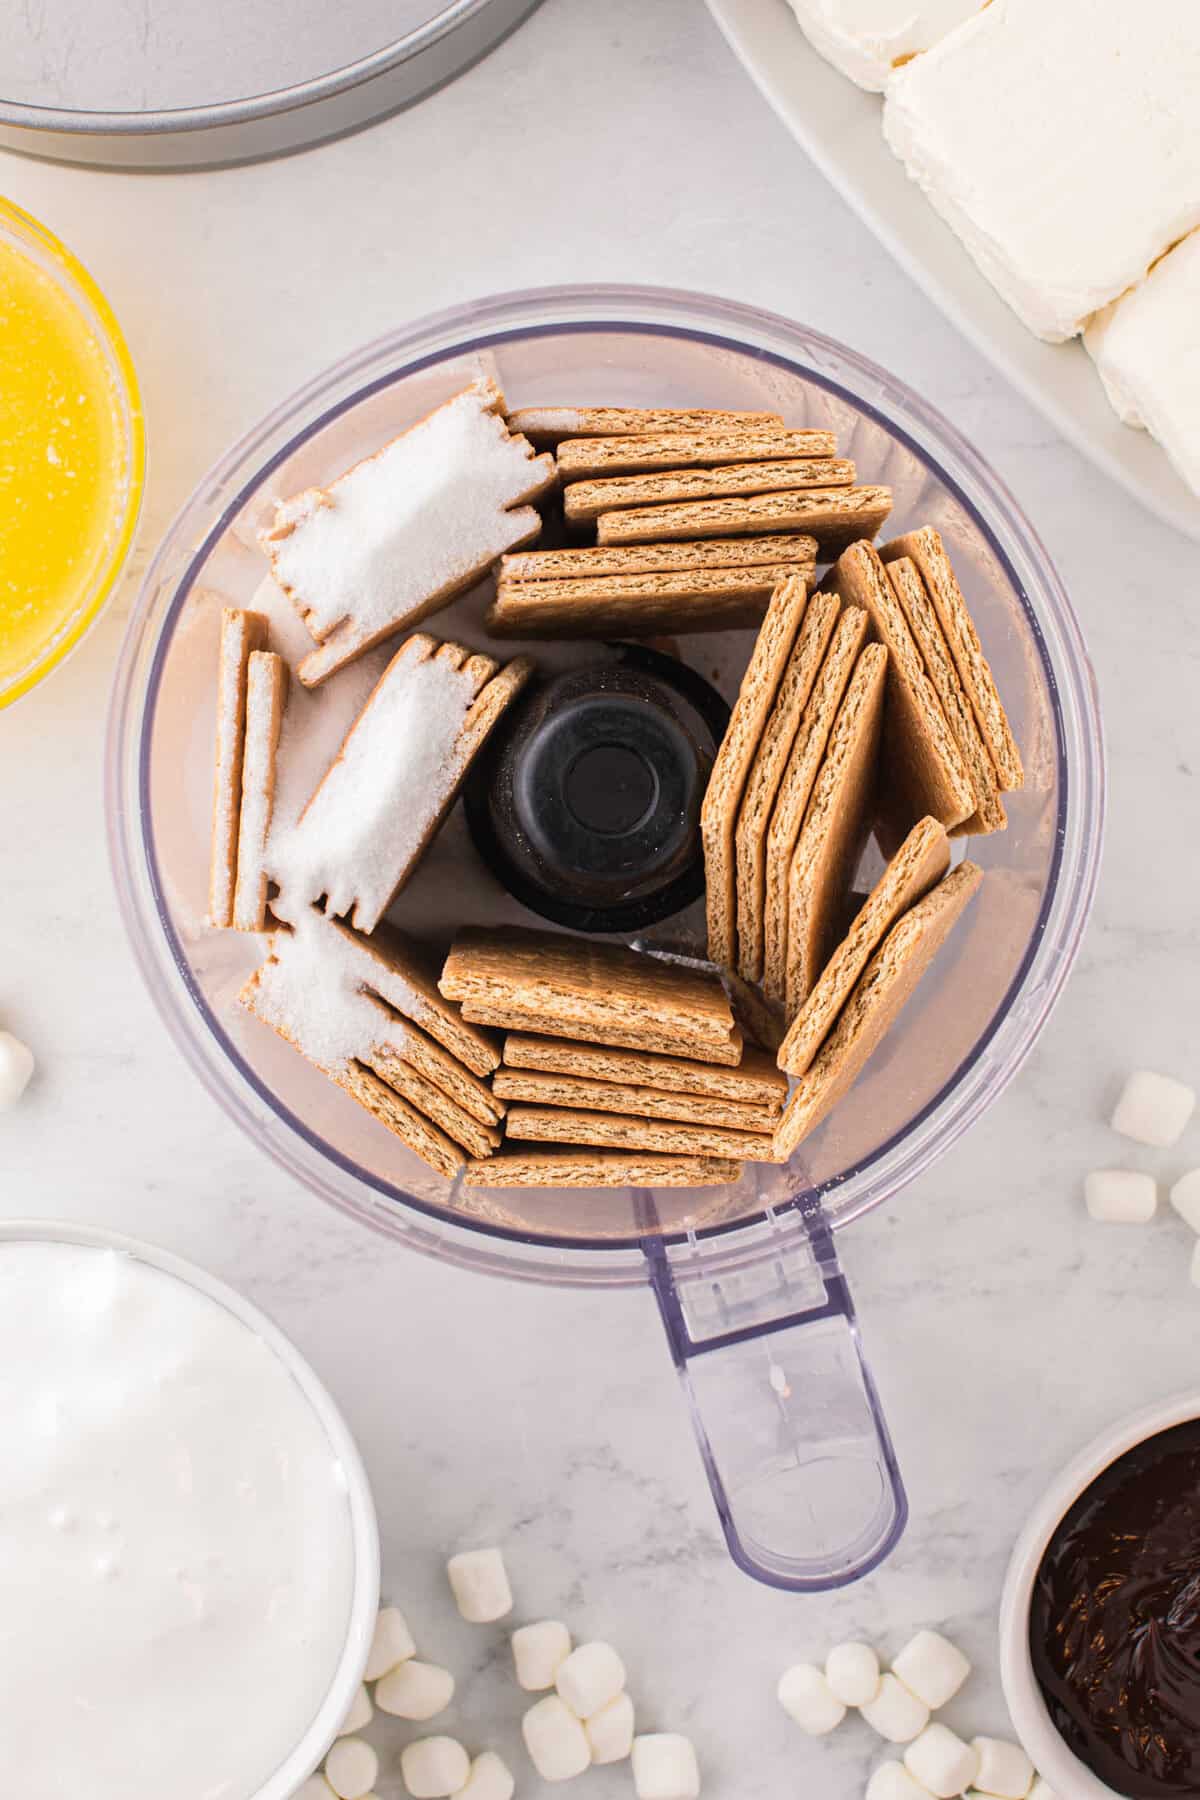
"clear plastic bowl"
0,197,145,708
0,1219,380,1800
107,285,1104,1588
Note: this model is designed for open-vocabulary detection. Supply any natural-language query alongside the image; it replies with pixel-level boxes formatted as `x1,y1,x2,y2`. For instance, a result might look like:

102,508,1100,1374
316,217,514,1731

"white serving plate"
707,0,1200,544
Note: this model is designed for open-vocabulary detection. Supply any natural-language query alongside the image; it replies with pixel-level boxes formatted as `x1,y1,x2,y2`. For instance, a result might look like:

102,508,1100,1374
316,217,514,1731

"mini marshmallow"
338,1685,373,1736
364,1604,417,1680
555,1641,626,1719
375,1659,456,1720
1085,1169,1157,1224
905,1723,980,1799
447,1548,513,1623
325,1738,380,1800
453,1751,515,1800
777,1663,847,1735
891,1629,972,1710
296,1781,335,1800
860,1674,929,1744
631,1733,701,1800
867,1764,936,1800
1112,1069,1196,1148
971,1738,1035,1798
826,1641,882,1707
586,1690,635,1764
401,1737,472,1799
0,1032,34,1109
522,1694,591,1782
1027,1782,1058,1800
1170,1169,1200,1233
512,1619,572,1690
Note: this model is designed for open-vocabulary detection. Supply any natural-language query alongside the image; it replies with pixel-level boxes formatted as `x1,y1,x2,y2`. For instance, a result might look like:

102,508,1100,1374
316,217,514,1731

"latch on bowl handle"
645,1201,907,1591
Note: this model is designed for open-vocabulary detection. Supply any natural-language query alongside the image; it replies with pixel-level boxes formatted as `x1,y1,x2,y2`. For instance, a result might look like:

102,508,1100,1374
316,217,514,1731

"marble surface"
3,1,1200,1793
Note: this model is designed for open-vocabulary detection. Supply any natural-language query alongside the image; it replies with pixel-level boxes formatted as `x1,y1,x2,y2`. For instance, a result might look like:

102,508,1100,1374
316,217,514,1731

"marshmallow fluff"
0,1241,357,1800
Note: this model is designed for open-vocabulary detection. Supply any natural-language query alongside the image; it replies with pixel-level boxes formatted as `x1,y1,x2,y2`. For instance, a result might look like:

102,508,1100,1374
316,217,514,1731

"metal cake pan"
0,0,543,170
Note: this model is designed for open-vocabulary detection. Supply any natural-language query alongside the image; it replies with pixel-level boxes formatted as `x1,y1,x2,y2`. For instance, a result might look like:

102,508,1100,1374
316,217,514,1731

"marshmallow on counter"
971,1738,1035,1799
324,1738,380,1800
860,1673,929,1744
1085,1170,1157,1225
512,1619,572,1691
555,1641,626,1719
585,1691,636,1765
1085,230,1200,499
364,1604,417,1680
892,1629,972,1710
778,1663,847,1735
447,1548,513,1624
867,1764,937,1800
905,1723,980,1799
522,1694,592,1782
826,1641,882,1707
452,1751,515,1800
631,1732,702,1800
375,1659,455,1721
338,1685,373,1736
401,1737,472,1799
1027,1782,1058,1800
1111,1070,1196,1149
1170,1170,1200,1233
782,0,983,92
0,1031,34,1109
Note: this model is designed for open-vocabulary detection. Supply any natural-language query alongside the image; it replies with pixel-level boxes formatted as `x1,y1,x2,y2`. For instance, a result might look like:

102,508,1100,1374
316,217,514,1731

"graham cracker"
733,589,841,983
885,556,1005,835
782,643,889,1016
557,427,833,483
209,607,268,927
440,927,738,1058
464,1149,742,1188
880,527,1023,791
825,540,974,837
721,968,788,1054
504,1104,776,1163
361,1047,502,1159
500,535,817,582
492,1069,781,1132
232,650,288,933
761,607,871,1006
778,816,951,1077
701,573,810,969
327,918,501,1076
462,1002,744,1066
504,406,784,445
487,563,805,638
335,1060,466,1180
562,457,856,524
502,1034,787,1105
595,486,893,554
773,861,983,1160
361,1001,503,1124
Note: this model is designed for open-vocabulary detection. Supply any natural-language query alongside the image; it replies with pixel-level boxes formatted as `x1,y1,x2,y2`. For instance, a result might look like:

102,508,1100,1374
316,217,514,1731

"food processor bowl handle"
645,1201,907,1591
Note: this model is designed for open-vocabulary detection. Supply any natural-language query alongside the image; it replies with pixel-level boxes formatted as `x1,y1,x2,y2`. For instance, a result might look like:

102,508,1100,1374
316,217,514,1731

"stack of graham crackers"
486,406,892,640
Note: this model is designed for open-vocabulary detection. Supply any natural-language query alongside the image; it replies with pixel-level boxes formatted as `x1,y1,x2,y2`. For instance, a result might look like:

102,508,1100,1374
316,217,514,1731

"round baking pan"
0,0,543,170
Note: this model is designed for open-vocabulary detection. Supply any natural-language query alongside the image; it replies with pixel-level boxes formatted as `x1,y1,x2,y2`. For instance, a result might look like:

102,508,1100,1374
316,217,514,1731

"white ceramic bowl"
999,1391,1200,1799
0,1220,380,1800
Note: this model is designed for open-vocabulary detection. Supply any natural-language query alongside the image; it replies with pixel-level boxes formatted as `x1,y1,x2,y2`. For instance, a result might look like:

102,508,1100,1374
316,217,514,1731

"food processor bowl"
107,285,1103,1591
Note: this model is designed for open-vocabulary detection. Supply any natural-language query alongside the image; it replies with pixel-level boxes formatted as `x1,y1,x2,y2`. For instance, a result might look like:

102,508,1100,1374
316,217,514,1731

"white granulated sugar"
265,381,548,652
247,909,414,1072
268,646,478,934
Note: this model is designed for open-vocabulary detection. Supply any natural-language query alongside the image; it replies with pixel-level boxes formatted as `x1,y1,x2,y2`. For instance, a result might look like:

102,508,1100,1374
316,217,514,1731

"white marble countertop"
4,2,1200,1794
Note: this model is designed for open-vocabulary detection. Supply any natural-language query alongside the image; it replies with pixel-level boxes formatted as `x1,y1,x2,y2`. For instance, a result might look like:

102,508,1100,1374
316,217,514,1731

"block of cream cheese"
784,0,982,91
883,1,1200,341
1086,231,1200,498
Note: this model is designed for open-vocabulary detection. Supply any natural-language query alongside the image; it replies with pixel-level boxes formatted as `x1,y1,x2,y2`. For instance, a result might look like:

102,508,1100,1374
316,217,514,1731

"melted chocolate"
1031,1419,1200,1797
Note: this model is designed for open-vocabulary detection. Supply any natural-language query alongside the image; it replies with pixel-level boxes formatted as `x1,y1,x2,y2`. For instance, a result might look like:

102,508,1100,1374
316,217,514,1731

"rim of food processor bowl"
999,1392,1200,1799
0,196,146,708
0,1218,380,1800
106,283,1105,1590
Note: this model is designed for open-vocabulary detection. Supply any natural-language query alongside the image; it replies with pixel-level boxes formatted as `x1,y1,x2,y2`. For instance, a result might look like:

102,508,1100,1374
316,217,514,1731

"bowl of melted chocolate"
1001,1398,1200,1800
